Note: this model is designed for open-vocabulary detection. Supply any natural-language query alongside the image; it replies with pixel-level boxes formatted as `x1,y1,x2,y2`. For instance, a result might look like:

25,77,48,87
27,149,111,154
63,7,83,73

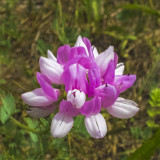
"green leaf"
0,94,15,124
121,40,128,50
128,128,160,160
25,117,39,142
146,120,159,128
1,94,15,115
40,118,49,127
120,4,160,17
147,108,160,117
25,117,39,129
0,155,5,160
142,127,152,140
92,0,102,22
9,143,17,156
52,138,68,150
130,127,141,139
29,132,38,142
0,79,6,84
74,115,89,137
104,31,137,41
0,106,9,124
149,88,160,107
117,9,140,21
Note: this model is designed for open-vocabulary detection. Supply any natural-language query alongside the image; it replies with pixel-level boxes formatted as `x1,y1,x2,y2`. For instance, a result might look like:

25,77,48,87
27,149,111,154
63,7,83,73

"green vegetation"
0,0,160,159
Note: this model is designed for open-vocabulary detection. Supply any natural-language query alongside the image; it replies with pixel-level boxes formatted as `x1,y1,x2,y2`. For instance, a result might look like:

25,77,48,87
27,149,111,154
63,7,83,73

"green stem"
12,80,29,92
149,0,154,9
39,135,44,154
68,133,72,158
10,116,38,133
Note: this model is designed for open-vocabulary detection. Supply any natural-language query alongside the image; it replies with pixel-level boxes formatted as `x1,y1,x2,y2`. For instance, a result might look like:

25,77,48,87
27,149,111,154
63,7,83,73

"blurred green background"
0,0,160,159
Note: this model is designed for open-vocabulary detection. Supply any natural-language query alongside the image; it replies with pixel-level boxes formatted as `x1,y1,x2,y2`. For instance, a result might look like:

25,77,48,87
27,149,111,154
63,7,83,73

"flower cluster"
21,36,139,139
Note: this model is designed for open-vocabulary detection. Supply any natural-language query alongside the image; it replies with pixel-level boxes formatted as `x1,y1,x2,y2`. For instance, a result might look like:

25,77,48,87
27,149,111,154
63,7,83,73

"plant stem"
39,135,44,154
68,133,72,158
10,116,38,133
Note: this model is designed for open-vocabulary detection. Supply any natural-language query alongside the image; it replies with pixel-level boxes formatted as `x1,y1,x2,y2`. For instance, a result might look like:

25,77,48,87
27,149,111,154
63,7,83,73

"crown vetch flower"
21,36,139,139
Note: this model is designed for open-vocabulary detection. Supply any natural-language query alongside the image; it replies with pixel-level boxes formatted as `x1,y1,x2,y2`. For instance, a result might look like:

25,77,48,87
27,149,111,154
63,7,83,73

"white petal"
115,63,125,75
47,50,57,62
39,57,63,84
85,113,107,139
95,46,114,76
107,97,139,119
75,91,86,108
74,35,89,56
51,113,73,138
67,90,73,101
92,45,98,59
67,89,86,108
21,88,53,107
27,107,53,118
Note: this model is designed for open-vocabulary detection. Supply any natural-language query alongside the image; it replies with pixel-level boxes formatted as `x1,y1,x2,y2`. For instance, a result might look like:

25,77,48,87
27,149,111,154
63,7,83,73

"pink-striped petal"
57,45,70,65
64,55,92,70
114,52,118,69
63,63,88,94
88,66,101,97
94,84,118,108
95,46,114,76
74,35,89,56
103,60,115,84
59,100,79,117
70,47,87,59
82,37,94,59
21,88,53,107
80,97,101,116
39,56,63,84
36,72,59,100
113,75,136,93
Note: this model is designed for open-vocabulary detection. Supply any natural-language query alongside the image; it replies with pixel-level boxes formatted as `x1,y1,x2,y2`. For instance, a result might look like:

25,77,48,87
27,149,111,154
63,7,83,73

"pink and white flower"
21,36,139,139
